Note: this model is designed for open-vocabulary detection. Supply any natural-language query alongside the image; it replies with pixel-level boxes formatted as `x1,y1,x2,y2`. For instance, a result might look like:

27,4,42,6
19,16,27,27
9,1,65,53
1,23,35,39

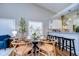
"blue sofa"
0,35,11,49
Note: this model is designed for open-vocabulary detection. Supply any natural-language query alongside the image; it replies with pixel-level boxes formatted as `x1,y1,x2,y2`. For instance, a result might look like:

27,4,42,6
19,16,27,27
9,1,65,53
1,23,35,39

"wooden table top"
11,40,27,45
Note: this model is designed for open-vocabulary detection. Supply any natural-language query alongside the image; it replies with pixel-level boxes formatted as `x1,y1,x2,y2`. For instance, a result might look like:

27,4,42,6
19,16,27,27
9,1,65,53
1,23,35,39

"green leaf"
19,17,27,33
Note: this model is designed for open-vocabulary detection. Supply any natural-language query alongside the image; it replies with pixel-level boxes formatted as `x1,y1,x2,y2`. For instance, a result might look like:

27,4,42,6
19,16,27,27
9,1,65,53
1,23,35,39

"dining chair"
37,40,57,56
13,41,33,56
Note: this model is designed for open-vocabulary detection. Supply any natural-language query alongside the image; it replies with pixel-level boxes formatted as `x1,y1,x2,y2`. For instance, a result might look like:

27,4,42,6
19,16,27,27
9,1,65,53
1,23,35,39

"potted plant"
32,32,37,40
19,17,26,39
76,26,79,32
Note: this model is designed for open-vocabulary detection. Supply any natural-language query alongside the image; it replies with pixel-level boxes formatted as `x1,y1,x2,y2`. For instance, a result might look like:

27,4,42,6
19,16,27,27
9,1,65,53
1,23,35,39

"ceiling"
35,3,79,18
36,3,72,14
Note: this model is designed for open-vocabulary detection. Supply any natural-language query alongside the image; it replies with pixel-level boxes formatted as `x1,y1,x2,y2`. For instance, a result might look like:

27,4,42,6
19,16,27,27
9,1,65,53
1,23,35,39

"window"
28,21,43,38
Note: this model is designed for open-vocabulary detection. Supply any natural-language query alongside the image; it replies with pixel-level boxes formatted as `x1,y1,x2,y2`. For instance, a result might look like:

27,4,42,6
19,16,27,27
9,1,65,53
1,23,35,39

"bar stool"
54,36,58,40
62,37,76,56
51,35,55,40
57,37,63,50
47,35,54,41
47,35,51,39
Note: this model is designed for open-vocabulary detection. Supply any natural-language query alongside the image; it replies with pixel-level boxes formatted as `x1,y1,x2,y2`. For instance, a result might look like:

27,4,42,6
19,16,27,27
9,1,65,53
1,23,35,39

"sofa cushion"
0,35,11,41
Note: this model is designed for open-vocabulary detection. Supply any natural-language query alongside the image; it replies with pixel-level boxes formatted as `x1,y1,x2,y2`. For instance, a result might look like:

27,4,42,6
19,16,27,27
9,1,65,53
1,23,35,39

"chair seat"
14,45,32,56
38,43,56,56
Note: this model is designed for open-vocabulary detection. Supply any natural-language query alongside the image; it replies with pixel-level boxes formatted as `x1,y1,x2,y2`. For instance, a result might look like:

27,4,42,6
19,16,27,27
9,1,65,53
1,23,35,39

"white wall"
49,18,62,30
0,3,54,36
52,19,62,29
73,18,79,26
0,19,15,36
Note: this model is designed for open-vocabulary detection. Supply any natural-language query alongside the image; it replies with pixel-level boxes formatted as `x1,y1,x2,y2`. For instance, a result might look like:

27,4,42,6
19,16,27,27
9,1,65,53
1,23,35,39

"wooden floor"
10,46,74,56
56,46,74,56
9,39,74,56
